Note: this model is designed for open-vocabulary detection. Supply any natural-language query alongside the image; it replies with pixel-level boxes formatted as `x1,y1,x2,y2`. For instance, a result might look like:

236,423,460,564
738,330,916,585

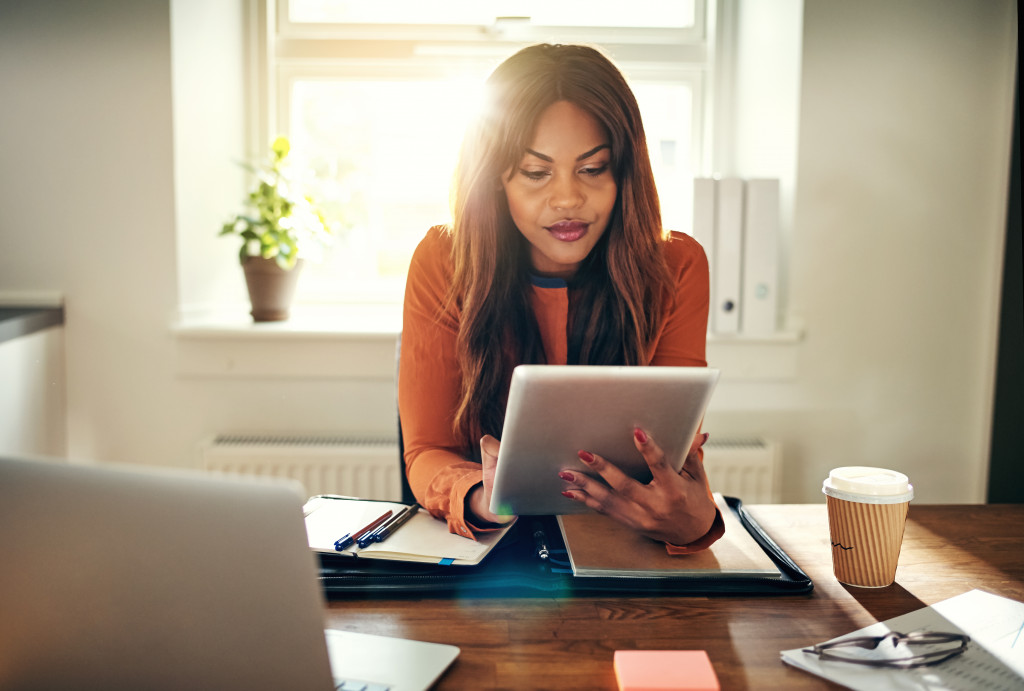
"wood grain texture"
323,505,1024,690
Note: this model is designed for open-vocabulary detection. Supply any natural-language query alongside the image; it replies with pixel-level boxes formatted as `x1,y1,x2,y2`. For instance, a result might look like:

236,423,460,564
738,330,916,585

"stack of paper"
781,589,1024,690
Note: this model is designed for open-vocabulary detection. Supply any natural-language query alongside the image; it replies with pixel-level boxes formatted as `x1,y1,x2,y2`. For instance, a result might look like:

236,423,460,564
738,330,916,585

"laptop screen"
0,455,335,689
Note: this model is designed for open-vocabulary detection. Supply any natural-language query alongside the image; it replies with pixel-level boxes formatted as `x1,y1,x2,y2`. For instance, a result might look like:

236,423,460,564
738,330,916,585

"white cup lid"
822,466,914,503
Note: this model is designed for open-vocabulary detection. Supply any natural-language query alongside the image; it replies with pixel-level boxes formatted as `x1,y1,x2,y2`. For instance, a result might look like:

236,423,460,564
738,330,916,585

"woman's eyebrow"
523,144,611,163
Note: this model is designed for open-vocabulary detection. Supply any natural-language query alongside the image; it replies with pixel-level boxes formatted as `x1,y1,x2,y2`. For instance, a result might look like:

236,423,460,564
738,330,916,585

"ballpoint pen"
532,522,550,560
360,504,420,546
358,507,403,548
334,509,393,551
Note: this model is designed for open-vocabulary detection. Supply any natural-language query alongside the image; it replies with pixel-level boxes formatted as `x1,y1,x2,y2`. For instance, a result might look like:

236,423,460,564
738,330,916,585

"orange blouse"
398,226,725,553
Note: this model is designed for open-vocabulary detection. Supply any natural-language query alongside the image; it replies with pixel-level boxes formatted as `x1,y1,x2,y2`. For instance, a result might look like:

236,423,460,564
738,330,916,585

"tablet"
489,365,720,515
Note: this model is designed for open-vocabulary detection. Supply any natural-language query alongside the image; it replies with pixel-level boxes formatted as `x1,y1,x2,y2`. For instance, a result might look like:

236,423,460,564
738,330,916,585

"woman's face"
502,100,617,279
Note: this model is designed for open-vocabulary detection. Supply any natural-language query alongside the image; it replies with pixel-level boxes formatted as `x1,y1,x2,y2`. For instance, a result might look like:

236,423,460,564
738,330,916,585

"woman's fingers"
479,434,500,499
471,434,515,525
680,432,711,482
632,427,679,482
558,427,718,546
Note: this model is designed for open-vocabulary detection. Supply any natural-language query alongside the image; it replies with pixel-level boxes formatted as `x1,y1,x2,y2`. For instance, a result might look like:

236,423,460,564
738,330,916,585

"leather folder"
317,497,812,598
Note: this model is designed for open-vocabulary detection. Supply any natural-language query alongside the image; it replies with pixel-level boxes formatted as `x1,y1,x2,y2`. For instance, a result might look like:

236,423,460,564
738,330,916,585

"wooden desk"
323,504,1024,690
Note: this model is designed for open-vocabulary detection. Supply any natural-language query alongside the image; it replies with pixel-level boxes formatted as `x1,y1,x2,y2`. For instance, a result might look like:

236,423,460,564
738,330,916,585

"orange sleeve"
398,227,484,539
648,231,710,368
650,231,723,554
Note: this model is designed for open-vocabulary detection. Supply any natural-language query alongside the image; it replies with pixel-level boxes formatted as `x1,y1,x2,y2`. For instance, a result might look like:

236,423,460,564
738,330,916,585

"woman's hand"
559,429,716,546
466,434,516,526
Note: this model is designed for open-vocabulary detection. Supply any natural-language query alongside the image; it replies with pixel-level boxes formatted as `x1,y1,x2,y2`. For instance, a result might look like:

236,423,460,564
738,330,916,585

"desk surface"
323,504,1024,690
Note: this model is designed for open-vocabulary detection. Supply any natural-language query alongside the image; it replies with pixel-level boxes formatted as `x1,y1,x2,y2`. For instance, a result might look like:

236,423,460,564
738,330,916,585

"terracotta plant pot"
241,256,304,322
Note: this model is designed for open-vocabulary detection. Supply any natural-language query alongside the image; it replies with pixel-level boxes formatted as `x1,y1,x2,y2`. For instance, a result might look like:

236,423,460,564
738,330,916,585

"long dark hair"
448,43,673,448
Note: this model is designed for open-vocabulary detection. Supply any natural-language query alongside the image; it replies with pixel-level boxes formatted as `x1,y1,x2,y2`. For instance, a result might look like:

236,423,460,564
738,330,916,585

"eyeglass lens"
809,631,969,668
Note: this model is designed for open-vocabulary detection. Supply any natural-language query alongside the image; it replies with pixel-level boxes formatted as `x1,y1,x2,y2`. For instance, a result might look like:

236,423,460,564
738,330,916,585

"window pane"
288,76,694,303
288,76,485,302
288,0,695,29
632,81,695,234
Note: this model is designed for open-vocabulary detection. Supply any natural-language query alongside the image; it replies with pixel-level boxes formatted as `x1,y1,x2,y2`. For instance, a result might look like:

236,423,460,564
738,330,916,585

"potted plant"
220,136,331,322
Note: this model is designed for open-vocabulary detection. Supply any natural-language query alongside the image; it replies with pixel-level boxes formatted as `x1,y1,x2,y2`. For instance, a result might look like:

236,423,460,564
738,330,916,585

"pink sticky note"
613,650,720,691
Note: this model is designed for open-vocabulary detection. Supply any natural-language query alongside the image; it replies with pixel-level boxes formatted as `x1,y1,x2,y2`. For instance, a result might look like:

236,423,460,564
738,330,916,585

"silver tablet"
489,365,720,515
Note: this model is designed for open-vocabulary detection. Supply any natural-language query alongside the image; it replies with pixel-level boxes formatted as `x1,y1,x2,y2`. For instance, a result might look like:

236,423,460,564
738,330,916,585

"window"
256,0,713,306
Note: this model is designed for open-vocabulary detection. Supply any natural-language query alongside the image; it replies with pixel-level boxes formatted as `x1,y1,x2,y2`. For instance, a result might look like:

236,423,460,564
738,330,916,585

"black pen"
358,505,410,547
334,509,392,551
368,504,421,545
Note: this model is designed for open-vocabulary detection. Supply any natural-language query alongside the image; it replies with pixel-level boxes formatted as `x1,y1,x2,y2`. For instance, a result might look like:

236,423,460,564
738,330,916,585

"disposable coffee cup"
822,466,914,588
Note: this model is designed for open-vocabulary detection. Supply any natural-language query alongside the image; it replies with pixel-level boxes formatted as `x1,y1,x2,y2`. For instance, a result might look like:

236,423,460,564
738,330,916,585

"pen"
334,509,393,551
362,504,420,546
532,523,550,560
357,506,406,548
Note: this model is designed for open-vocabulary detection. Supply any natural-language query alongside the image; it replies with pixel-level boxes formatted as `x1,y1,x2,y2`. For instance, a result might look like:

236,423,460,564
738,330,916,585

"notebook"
491,364,720,515
0,454,459,691
304,495,513,565
557,493,782,578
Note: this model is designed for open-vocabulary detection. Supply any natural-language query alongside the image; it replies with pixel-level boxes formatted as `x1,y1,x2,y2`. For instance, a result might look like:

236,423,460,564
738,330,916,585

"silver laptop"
491,365,719,515
0,455,458,690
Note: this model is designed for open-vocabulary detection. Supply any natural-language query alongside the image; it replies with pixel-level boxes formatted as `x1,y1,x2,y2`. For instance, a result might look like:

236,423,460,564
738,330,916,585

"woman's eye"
519,169,549,181
580,163,610,177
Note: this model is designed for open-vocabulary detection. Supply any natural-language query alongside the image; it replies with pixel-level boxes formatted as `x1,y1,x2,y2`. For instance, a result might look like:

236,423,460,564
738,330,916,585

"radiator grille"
200,434,781,504
702,437,781,503
200,435,401,501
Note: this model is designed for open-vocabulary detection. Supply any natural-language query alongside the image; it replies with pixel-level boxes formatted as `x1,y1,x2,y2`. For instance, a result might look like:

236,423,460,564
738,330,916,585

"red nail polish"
634,428,648,444
577,450,595,464
558,471,574,482
561,491,575,499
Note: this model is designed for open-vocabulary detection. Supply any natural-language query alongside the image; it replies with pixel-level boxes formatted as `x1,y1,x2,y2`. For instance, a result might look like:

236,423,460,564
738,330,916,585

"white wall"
0,0,181,466
0,0,1016,502
704,0,1017,502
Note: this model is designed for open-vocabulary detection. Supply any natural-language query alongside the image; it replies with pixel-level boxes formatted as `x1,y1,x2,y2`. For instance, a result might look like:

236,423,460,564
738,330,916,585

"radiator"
702,437,781,503
200,435,402,501
200,434,780,504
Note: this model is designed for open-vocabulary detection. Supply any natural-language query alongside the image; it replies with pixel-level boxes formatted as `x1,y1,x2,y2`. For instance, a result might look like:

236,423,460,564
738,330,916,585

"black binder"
317,497,812,598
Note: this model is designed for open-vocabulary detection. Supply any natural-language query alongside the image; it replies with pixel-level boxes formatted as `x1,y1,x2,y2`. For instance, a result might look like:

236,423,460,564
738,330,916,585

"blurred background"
0,0,1018,504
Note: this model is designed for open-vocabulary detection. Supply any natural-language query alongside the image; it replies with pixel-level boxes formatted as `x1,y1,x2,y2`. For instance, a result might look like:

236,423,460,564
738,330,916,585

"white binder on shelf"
691,177,717,317
740,179,780,336
713,178,744,335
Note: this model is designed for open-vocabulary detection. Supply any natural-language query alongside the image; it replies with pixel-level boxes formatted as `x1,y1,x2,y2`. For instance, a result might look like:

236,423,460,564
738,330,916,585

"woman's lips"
546,221,588,242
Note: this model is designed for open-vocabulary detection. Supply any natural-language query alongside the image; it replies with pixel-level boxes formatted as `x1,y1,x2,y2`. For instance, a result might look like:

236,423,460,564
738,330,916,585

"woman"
398,44,724,553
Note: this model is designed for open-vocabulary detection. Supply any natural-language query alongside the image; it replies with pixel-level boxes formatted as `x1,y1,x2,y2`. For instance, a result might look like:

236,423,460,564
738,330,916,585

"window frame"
249,0,717,306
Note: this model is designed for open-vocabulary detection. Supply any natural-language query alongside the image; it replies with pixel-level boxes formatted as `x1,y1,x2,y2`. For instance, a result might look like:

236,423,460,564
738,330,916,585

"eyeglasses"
803,630,971,669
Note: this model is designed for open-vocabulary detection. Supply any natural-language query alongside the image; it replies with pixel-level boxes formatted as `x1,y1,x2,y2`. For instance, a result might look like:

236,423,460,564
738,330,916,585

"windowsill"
173,304,402,379
173,304,403,339
173,305,803,380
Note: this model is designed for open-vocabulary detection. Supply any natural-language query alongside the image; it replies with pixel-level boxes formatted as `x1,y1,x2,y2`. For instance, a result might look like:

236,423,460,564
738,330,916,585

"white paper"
781,589,1024,690
303,496,505,564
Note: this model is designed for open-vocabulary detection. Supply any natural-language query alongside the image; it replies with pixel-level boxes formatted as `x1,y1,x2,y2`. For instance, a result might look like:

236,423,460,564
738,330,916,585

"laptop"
0,454,459,690
491,365,720,515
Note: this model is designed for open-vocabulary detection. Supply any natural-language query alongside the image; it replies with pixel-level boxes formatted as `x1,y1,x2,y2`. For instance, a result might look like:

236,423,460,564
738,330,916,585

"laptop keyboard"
335,678,391,691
